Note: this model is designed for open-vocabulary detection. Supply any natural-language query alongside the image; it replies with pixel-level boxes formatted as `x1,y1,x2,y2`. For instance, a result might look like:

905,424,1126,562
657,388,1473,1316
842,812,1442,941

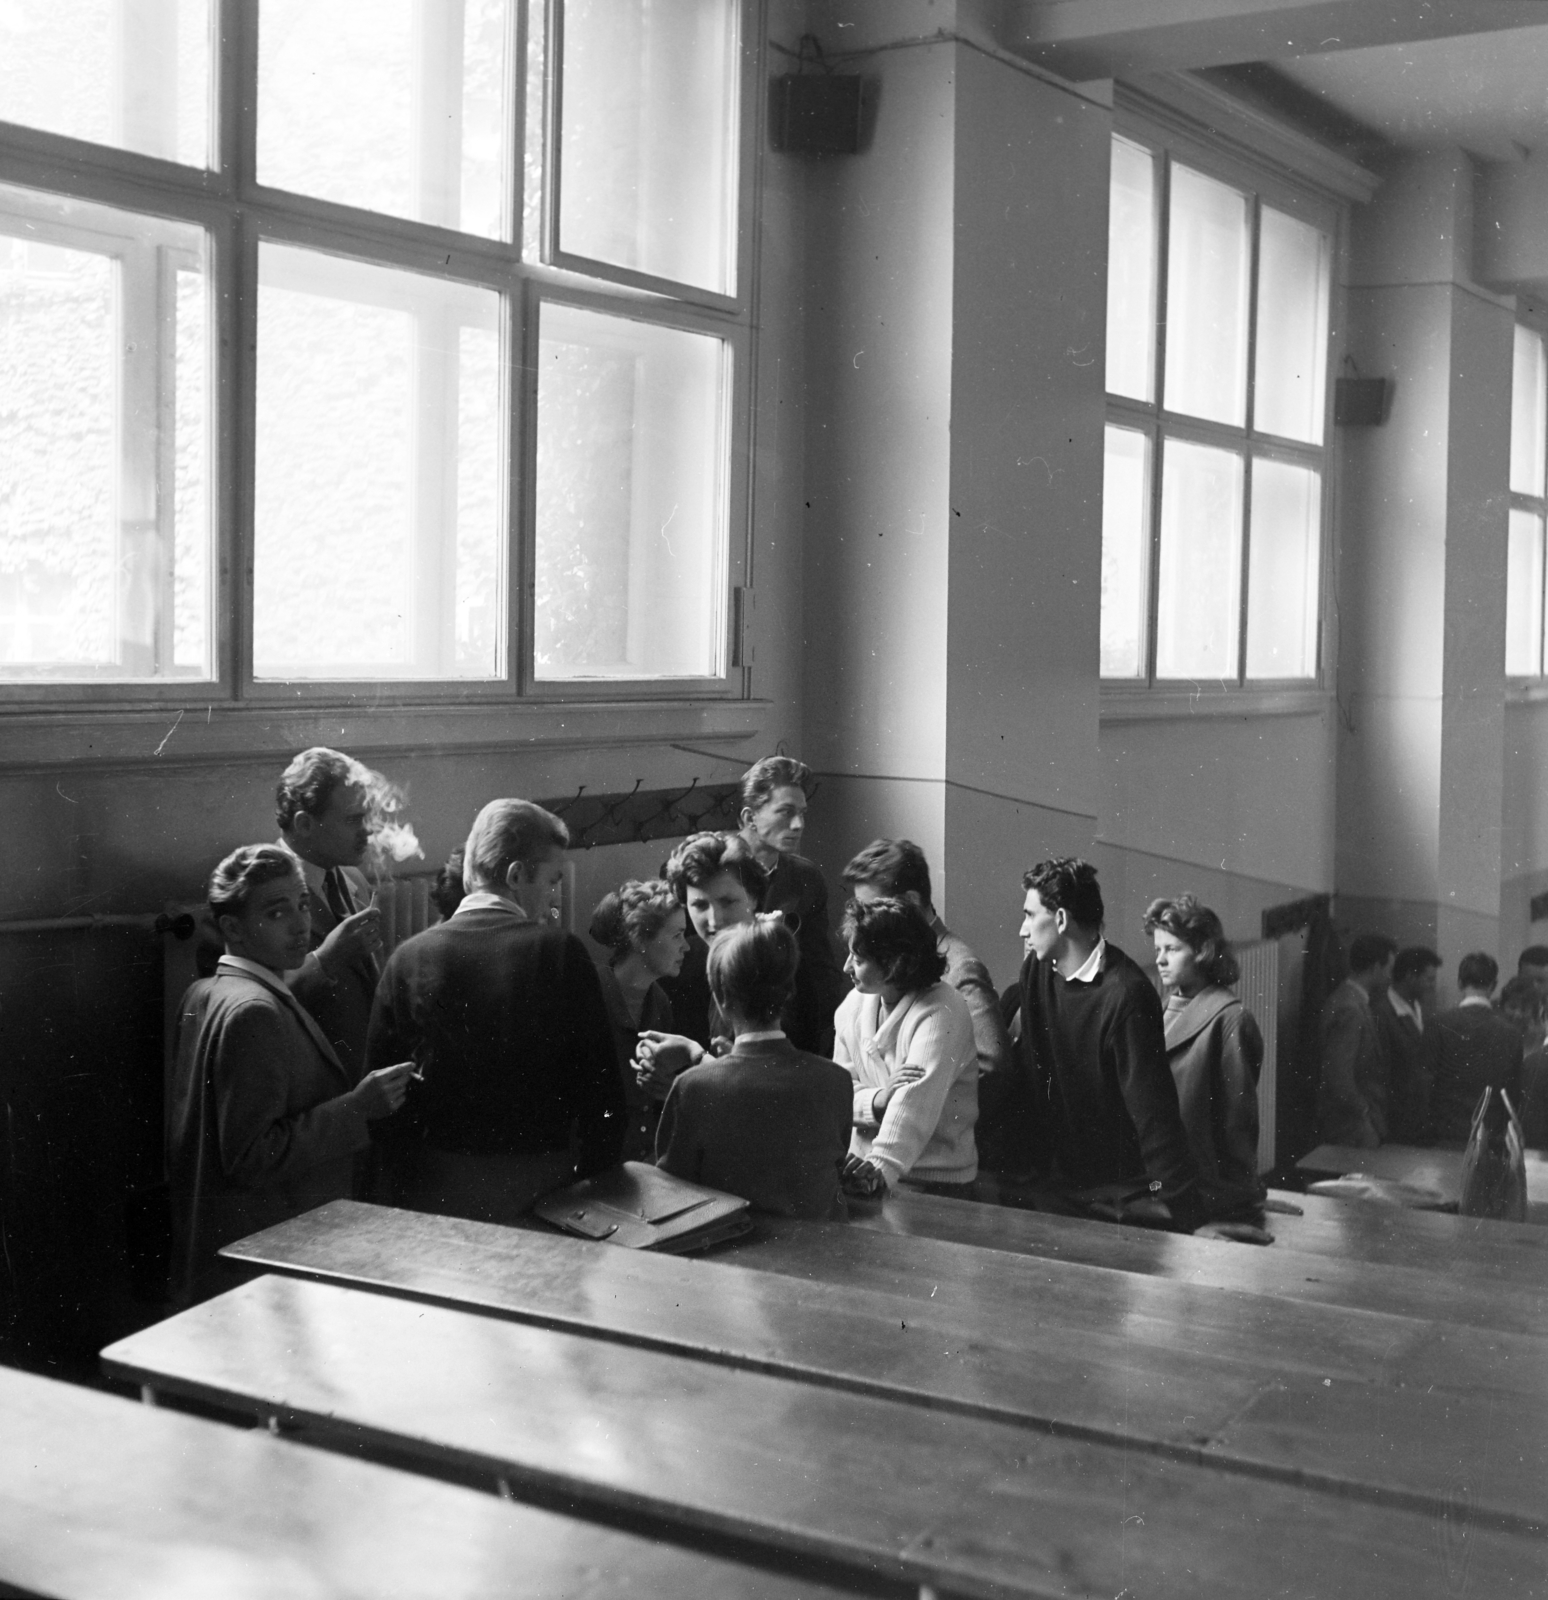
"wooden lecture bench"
1297,1140,1548,1223
211,1202,1548,1529
100,1272,1545,1600
809,1186,1548,1334
0,1364,852,1600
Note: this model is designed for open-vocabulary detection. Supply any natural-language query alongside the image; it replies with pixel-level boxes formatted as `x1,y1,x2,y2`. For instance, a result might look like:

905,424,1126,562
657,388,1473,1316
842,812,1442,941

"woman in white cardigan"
835,896,979,1197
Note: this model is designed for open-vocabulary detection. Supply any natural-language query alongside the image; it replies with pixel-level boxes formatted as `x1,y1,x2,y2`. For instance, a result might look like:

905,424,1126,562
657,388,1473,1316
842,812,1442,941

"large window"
1507,323,1548,679
0,0,750,698
1101,129,1334,689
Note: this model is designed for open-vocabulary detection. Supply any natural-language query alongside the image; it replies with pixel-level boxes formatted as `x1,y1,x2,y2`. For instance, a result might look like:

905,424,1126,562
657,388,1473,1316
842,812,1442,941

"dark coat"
367,908,626,1178
288,860,379,1085
655,1037,851,1220
1372,996,1436,1143
1162,987,1265,1212
167,960,369,1304
595,962,676,1163
1317,980,1386,1146
1428,1003,1524,1145
761,851,850,1057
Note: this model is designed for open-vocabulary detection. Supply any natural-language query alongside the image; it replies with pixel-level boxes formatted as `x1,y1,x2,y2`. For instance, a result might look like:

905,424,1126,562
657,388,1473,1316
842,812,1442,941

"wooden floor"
79,1184,1548,1600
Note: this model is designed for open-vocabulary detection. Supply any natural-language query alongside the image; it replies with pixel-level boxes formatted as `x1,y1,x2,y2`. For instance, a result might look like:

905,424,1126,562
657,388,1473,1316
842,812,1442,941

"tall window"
1507,323,1548,678
0,0,748,697
1101,131,1334,688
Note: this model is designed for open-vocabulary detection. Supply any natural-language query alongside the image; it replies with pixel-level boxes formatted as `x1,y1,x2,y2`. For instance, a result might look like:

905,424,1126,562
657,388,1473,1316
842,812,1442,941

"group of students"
166,748,1275,1303
1318,935,1548,1152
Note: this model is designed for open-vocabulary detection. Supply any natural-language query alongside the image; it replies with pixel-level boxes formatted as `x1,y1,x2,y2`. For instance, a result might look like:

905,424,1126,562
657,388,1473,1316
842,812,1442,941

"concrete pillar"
801,1,1109,981
1336,152,1514,967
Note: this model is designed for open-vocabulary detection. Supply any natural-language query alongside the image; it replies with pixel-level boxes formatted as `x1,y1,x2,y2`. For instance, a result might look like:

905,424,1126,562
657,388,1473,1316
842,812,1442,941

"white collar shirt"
1061,938,1107,985
453,890,529,920
1387,988,1423,1033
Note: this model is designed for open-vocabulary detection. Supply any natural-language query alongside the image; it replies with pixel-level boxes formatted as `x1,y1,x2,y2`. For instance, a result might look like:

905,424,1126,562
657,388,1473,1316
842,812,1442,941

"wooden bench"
100,1272,1547,1600
819,1186,1548,1334
215,1202,1548,1529
0,1363,852,1600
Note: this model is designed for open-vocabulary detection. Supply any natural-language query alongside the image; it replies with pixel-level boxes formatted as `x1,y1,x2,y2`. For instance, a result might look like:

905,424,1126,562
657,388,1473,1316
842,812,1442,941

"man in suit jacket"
1375,946,1441,1142
168,846,410,1304
839,836,1013,1161
738,755,850,1057
278,746,392,1083
1428,952,1524,1144
366,798,625,1223
1317,933,1396,1147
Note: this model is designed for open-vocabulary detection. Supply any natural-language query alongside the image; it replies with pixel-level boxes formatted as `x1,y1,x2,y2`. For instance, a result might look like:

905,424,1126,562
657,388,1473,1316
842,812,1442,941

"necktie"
322,867,356,924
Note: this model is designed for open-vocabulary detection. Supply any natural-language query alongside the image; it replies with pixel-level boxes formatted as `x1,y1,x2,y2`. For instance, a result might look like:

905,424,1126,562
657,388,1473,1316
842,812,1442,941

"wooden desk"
1297,1140,1548,1220
826,1187,1548,1335
100,1272,1546,1600
218,1202,1548,1529
0,1364,848,1600
1261,1188,1548,1271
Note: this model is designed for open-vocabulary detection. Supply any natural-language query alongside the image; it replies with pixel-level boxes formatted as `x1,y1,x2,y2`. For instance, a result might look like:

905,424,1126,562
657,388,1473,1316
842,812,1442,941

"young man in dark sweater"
1013,857,1211,1231
366,798,624,1222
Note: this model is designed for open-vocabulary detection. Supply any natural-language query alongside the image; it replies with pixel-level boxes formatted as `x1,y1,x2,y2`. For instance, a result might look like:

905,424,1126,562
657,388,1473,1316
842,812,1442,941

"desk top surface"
0,1364,846,1600
100,1272,1548,1600
1297,1140,1548,1203
216,1202,1548,1529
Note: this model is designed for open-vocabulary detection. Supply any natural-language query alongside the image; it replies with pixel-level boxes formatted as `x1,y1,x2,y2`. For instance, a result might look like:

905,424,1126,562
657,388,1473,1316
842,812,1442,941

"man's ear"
289,811,314,843
216,912,242,946
1053,907,1069,935
738,806,755,830
505,859,527,893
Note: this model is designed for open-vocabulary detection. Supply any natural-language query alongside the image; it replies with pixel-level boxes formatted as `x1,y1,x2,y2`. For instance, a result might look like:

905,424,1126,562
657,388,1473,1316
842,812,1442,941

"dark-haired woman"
835,897,978,1196
655,920,851,1219
1145,895,1265,1214
166,844,413,1304
589,879,689,1160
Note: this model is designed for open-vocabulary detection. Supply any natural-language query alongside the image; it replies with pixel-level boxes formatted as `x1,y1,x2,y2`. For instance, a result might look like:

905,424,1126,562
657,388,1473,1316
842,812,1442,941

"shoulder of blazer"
1164,987,1238,1050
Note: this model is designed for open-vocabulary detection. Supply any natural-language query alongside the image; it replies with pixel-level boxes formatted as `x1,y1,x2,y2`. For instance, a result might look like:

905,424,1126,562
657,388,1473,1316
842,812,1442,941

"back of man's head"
463,800,568,892
1458,951,1499,994
740,755,810,815
1519,945,1548,975
1022,857,1104,932
1348,933,1397,976
276,746,367,833
842,838,932,905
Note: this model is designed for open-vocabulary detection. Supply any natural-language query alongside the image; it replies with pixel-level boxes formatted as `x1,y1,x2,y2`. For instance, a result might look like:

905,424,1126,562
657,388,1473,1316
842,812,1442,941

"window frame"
0,0,759,712
1507,310,1548,685
1101,99,1345,709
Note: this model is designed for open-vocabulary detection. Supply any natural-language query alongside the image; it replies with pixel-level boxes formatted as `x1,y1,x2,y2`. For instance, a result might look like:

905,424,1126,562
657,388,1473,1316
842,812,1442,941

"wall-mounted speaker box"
1334,376,1393,426
769,74,862,155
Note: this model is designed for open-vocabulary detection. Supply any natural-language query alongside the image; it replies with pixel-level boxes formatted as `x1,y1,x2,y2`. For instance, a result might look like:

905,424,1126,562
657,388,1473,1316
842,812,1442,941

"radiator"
370,871,438,958
1232,937,1280,1176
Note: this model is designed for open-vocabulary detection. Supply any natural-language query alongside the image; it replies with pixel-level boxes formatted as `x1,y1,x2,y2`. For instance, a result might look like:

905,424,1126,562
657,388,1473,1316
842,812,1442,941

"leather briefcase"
535,1161,752,1253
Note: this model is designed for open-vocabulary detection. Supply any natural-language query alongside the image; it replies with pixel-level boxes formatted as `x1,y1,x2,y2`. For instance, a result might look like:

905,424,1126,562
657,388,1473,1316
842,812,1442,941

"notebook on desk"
535,1162,752,1253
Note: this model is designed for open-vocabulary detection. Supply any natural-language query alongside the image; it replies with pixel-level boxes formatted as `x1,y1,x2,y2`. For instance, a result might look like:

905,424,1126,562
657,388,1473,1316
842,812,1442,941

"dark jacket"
1015,942,1207,1226
655,1036,851,1220
1372,994,1436,1143
1162,987,1265,1214
1317,979,1386,1146
595,962,676,1163
288,859,379,1085
762,851,850,1057
1428,1002,1524,1145
366,907,625,1175
167,959,370,1304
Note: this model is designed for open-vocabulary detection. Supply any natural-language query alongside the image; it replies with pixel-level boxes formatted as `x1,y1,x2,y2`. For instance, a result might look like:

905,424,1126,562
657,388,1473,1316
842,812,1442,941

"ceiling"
1273,25,1548,162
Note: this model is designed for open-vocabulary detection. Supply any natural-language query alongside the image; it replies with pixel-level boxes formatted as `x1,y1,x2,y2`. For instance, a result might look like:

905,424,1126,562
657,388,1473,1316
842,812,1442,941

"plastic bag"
1458,1087,1527,1222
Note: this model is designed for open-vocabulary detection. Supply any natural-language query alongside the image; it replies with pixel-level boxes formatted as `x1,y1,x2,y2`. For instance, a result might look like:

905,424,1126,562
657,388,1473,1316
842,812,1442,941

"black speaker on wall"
770,74,862,155
1334,376,1394,426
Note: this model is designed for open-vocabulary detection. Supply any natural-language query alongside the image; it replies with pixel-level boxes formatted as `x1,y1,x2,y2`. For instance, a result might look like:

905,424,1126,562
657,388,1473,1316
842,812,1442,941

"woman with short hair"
589,879,689,1160
835,896,979,1197
1144,894,1265,1214
167,845,412,1304
655,919,851,1219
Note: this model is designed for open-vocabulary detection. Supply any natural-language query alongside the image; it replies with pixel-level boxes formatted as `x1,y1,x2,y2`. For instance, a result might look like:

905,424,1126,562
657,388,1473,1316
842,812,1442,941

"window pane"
1164,165,1250,426
258,0,514,239
556,0,739,293
1246,458,1321,679
1155,438,1243,679
536,303,728,680
0,185,211,680
1506,508,1546,677
0,0,211,167
1511,325,1547,498
1105,137,1158,403
253,245,504,680
1255,208,1331,444
1100,426,1151,677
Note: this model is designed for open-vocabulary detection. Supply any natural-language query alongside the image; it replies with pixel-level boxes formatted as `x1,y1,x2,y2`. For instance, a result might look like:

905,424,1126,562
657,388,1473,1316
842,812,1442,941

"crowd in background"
163,744,1547,1303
